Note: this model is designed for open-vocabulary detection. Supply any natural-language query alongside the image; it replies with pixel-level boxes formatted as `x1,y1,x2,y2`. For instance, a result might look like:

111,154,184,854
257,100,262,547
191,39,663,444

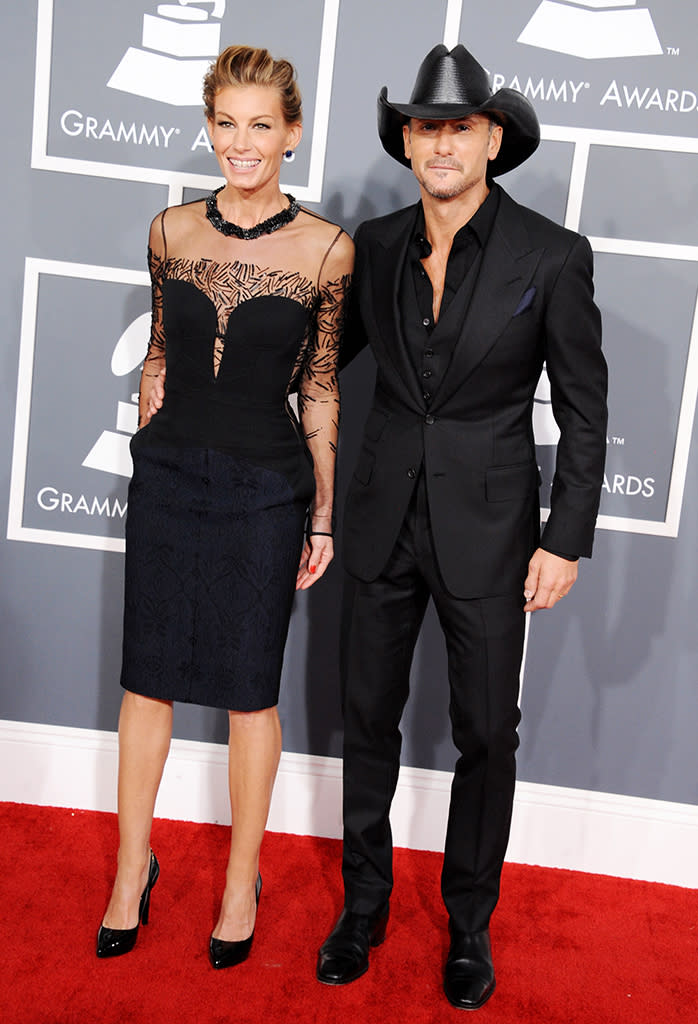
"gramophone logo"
82,314,150,478
533,366,560,448
7,260,152,552
108,0,225,106
518,0,663,60
533,366,560,508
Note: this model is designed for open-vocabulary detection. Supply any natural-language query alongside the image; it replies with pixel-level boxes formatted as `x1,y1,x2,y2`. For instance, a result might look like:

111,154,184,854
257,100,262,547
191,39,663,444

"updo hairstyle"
203,45,302,125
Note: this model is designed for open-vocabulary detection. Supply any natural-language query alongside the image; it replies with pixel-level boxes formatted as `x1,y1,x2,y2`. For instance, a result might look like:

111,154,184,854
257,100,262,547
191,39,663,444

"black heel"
96,851,160,958
209,873,262,969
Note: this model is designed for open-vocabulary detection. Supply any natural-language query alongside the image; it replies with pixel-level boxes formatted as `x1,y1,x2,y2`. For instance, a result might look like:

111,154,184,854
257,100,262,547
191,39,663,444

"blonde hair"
203,45,302,125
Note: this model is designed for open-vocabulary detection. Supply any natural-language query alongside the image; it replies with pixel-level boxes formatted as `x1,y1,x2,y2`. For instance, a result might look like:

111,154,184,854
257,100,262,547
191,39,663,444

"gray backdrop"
2,1,697,807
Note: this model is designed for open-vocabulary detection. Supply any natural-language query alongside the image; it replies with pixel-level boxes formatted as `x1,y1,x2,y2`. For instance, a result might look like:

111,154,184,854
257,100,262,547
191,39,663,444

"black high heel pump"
209,873,262,969
96,850,160,958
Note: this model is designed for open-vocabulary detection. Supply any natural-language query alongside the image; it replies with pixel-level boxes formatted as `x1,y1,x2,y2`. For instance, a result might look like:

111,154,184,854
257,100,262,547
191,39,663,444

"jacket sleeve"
338,222,370,371
541,234,608,558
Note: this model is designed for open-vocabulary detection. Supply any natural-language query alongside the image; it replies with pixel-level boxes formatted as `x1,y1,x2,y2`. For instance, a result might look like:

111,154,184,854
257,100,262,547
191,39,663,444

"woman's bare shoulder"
296,209,353,266
148,198,208,251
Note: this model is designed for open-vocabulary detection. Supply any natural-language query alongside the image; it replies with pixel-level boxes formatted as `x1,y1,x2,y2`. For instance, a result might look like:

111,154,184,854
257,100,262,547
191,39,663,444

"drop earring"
283,149,295,162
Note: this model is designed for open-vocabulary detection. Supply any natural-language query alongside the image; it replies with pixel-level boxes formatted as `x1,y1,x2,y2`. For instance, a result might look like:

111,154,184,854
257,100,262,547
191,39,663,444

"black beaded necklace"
205,186,300,239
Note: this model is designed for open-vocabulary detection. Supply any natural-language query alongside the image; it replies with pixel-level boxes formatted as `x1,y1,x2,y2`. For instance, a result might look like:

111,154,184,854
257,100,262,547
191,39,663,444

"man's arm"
540,234,608,558
526,234,607,611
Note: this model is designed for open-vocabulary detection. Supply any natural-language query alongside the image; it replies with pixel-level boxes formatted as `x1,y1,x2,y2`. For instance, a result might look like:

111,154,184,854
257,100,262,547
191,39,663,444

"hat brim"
377,87,540,176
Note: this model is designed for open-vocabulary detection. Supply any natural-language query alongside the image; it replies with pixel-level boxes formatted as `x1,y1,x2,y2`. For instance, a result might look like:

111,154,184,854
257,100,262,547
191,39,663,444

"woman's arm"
296,229,354,589
138,213,167,427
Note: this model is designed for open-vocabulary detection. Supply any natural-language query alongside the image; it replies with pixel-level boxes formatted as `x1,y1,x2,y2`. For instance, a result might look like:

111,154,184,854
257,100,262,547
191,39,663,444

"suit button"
407,468,417,479
425,348,433,358
422,317,431,326
422,369,432,379
425,414,435,425
423,391,431,401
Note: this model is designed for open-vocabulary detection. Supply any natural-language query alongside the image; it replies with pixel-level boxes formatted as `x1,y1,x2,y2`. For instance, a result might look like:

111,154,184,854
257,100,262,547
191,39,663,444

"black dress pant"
340,475,525,933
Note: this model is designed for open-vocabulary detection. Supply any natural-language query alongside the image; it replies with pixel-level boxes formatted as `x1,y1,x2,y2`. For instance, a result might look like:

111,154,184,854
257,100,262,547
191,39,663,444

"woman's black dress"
120,200,349,710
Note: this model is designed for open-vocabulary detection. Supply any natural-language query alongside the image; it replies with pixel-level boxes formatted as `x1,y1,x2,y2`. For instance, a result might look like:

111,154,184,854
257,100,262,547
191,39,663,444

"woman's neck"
215,185,288,230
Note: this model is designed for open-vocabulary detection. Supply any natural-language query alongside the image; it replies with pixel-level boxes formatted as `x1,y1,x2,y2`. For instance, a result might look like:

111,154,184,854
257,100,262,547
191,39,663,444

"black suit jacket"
341,184,608,599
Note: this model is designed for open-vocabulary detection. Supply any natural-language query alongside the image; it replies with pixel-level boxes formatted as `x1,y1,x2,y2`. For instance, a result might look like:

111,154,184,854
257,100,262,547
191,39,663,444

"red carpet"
1,802,695,1023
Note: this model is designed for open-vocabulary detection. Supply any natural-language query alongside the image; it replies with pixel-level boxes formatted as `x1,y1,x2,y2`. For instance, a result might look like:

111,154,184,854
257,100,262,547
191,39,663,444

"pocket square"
513,286,536,316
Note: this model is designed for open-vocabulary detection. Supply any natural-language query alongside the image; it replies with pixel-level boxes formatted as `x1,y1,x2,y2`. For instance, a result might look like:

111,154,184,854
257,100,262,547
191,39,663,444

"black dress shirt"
410,186,499,333
399,189,499,409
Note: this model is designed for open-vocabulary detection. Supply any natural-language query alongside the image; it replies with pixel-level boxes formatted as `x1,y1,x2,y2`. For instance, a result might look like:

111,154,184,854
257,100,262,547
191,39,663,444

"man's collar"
412,184,500,257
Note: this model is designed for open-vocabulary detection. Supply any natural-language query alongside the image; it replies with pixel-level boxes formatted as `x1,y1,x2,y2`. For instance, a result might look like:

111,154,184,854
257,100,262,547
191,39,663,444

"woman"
97,45,353,968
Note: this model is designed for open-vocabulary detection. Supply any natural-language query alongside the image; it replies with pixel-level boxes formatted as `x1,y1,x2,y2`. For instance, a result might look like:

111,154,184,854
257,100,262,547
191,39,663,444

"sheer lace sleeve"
138,212,167,426
298,228,354,529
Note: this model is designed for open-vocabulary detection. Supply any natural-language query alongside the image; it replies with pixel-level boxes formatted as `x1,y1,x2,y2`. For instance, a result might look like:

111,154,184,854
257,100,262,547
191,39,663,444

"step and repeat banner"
2,1,697,807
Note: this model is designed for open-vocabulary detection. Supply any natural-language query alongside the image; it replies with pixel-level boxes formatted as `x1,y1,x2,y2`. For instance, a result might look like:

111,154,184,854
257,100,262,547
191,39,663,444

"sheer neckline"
162,254,316,289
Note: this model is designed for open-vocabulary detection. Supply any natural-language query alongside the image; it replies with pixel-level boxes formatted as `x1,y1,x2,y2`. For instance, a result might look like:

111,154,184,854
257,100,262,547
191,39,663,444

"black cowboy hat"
378,44,540,176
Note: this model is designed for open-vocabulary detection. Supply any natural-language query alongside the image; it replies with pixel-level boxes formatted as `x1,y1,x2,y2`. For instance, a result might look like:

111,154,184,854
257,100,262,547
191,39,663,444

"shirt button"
422,317,430,326
425,414,435,425
425,349,433,358
407,467,417,479
423,391,431,401
422,369,432,379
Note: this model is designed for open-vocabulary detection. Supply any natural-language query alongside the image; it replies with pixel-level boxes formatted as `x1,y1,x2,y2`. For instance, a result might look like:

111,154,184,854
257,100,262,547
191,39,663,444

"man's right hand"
146,367,166,421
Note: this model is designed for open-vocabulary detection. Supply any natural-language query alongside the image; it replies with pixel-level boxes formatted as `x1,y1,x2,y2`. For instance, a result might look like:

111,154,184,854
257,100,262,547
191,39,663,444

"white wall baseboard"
1,719,696,888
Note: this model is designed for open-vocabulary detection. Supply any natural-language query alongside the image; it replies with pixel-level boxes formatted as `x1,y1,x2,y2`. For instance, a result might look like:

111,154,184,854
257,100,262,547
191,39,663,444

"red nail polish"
310,565,316,573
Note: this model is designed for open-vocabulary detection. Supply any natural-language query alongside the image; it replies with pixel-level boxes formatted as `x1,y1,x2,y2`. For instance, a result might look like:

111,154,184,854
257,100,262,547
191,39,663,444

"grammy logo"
518,1,662,60
108,1,226,106
82,314,150,478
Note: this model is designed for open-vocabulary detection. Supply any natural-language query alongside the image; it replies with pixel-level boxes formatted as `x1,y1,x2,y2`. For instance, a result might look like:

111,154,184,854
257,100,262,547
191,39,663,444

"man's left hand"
523,548,578,611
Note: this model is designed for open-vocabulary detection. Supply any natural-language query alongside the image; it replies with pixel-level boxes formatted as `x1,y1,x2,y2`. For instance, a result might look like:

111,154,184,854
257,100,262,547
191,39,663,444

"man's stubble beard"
421,179,468,199
414,163,477,201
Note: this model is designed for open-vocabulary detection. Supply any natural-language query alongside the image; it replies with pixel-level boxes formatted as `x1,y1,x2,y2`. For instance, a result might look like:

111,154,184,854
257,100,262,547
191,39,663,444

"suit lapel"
431,188,544,409
361,206,425,408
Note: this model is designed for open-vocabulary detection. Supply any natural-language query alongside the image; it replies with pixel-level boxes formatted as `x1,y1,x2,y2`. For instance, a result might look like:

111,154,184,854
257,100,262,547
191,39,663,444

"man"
316,44,608,1010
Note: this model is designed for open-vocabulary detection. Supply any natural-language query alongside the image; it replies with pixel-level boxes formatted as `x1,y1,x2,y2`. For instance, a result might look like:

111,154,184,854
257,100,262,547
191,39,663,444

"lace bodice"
140,197,353,522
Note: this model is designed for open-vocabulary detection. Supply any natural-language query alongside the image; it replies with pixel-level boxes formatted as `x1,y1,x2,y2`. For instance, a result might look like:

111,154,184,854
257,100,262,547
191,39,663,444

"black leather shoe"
96,850,159,958
209,873,262,969
443,927,496,1010
316,903,389,985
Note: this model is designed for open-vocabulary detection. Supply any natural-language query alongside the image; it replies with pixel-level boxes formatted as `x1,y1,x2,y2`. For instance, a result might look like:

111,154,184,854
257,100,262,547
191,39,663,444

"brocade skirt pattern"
120,446,307,711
